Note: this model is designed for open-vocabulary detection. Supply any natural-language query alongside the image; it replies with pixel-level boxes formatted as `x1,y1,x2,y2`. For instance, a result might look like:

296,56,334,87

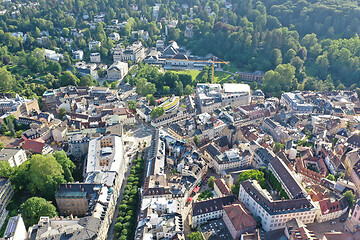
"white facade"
107,61,128,80
0,148,27,167
90,53,101,63
89,41,101,51
73,50,84,60
239,180,317,232
196,83,251,113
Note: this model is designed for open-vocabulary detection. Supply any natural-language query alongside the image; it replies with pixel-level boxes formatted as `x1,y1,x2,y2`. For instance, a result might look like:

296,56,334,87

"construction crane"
163,57,230,84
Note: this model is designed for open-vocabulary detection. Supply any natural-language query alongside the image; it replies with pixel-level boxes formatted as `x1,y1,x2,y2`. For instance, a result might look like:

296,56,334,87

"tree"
151,107,165,119
53,151,75,182
326,174,336,181
193,135,199,146
187,231,203,240
176,81,184,96
0,142,4,151
60,71,79,86
146,94,156,106
184,85,194,95
58,108,67,120
27,154,66,199
163,86,170,95
0,67,14,92
207,176,215,189
128,100,137,111
343,190,355,207
273,143,284,152
21,197,57,227
79,75,95,86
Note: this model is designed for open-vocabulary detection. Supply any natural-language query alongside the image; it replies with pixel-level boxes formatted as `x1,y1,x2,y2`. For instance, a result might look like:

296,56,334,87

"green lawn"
214,71,233,83
168,70,201,81
227,64,243,73
168,70,233,83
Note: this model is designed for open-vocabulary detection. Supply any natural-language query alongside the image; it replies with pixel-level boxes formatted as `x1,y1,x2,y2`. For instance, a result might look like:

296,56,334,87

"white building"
239,180,317,232
107,61,128,80
109,32,120,41
204,144,252,174
44,49,63,62
315,197,349,223
113,41,145,63
85,135,124,177
196,83,251,113
89,40,101,51
281,92,313,114
3,214,27,240
90,52,101,63
73,50,84,60
191,195,238,227
0,148,27,167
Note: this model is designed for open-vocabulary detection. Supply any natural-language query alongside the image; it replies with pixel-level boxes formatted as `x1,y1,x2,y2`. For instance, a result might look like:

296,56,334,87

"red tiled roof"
214,179,230,196
22,139,45,153
223,203,256,231
319,198,340,215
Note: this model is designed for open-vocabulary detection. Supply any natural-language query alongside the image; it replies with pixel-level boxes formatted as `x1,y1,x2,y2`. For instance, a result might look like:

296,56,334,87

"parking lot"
199,219,232,240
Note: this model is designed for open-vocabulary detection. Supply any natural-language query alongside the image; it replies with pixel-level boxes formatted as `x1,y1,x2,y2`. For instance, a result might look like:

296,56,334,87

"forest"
0,0,360,98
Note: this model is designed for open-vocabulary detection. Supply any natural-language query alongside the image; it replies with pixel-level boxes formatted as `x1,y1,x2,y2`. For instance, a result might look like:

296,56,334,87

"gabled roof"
192,195,238,216
347,133,360,147
22,139,45,153
223,203,256,231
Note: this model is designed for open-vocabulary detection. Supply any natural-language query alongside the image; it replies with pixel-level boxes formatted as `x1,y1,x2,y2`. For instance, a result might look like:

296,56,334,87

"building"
196,83,251,113
55,183,104,217
114,41,145,63
107,61,128,80
262,118,291,143
109,32,120,41
73,50,84,60
85,135,124,177
239,180,317,232
0,178,14,228
90,52,101,63
44,49,63,62
27,216,101,240
74,62,99,79
68,134,90,159
0,148,27,167
214,178,231,197
238,71,264,85
284,218,318,240
315,197,348,223
89,40,101,51
3,214,27,240
281,92,313,114
269,157,307,199
0,95,39,117
222,203,256,240
191,195,238,227
204,144,252,174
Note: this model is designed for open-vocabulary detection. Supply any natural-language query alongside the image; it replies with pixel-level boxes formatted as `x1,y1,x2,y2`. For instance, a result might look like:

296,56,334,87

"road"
106,123,153,240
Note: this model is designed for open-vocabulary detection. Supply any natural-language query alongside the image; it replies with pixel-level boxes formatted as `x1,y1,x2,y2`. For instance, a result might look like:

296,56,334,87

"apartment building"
281,92,313,114
55,183,103,217
191,195,238,227
196,83,251,113
222,203,256,240
269,156,307,199
0,148,27,167
0,95,39,117
239,180,317,232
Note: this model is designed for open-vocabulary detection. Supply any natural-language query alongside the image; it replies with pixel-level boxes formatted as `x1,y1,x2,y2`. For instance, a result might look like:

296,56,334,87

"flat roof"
223,83,250,93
